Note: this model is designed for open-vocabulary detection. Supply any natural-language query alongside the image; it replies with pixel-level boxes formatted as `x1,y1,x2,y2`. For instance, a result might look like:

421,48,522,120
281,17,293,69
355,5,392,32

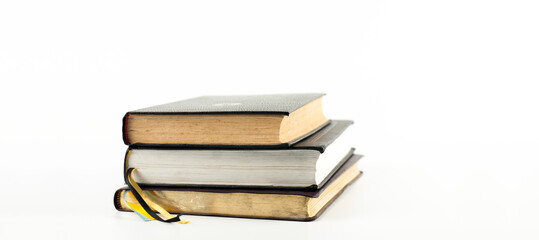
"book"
122,93,329,146
114,154,362,221
125,120,354,189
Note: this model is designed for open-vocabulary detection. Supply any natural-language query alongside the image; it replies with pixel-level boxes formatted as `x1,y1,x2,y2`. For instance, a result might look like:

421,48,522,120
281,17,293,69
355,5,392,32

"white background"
1,0,538,239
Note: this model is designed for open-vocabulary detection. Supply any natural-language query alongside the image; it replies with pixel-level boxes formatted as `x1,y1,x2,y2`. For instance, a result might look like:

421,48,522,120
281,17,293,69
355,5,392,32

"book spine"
113,189,125,211
122,113,130,144
122,149,131,185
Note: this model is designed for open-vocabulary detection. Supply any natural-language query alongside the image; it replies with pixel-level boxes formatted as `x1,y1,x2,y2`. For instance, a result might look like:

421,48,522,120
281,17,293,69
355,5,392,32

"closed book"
115,154,362,221
125,120,354,189
122,93,329,146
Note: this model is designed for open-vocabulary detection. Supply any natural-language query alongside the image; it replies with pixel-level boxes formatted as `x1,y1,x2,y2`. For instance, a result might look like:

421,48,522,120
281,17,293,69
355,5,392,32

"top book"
123,93,329,146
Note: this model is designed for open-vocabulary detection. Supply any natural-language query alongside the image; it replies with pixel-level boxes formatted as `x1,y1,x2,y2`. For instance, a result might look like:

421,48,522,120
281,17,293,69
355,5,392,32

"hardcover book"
115,154,362,221
125,120,354,189
122,93,329,146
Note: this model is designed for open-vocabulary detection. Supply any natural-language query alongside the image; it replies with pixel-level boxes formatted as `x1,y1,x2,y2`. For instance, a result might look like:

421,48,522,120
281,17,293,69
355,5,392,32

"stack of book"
113,93,362,221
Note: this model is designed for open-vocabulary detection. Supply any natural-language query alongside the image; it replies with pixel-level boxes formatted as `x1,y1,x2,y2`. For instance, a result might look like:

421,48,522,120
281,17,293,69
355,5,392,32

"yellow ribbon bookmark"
123,190,155,221
124,163,188,224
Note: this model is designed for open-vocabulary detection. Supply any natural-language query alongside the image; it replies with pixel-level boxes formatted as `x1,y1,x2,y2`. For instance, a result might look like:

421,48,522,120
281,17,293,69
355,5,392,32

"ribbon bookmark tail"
124,168,189,224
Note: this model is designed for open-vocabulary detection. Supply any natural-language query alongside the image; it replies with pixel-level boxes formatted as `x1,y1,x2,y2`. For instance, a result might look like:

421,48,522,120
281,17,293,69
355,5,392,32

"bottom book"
114,154,362,221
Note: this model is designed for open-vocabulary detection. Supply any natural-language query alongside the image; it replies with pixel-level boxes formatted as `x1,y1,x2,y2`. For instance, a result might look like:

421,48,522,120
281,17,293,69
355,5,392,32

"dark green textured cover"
128,93,325,115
